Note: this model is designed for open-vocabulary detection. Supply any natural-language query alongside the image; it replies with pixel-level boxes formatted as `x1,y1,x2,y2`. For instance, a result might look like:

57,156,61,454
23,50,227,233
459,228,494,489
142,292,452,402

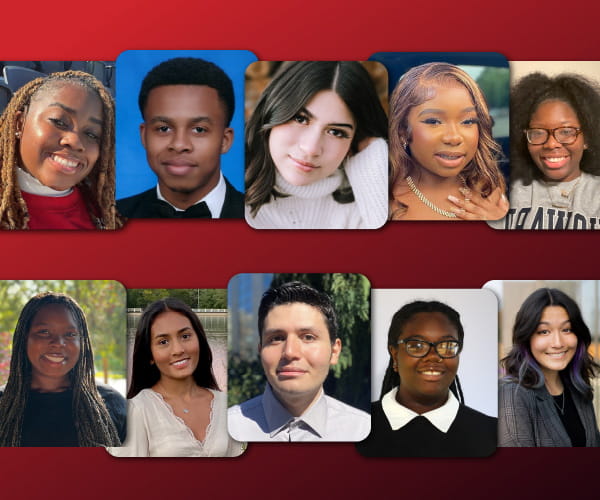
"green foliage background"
228,273,371,411
127,289,227,309
0,280,126,386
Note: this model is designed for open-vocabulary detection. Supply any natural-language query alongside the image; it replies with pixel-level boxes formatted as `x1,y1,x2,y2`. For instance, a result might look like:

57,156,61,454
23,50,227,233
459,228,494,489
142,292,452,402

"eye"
302,333,317,342
421,118,441,125
293,113,309,125
85,130,101,142
157,338,169,346
536,328,550,335
266,334,285,344
155,125,171,133
65,331,80,338
327,128,350,139
562,327,574,333
462,117,479,126
49,118,68,129
193,126,208,134
182,333,193,340
34,329,51,337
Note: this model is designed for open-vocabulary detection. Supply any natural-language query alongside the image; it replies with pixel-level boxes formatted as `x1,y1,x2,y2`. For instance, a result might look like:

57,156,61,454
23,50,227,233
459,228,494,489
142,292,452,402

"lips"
43,353,66,364
162,159,197,176
170,357,191,368
49,153,84,174
434,151,466,168
289,155,319,173
540,155,569,169
545,351,568,358
276,366,307,377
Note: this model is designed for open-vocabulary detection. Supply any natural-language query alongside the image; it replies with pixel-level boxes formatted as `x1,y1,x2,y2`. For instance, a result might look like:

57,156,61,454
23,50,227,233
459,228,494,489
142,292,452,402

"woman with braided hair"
0,292,125,446
357,300,496,457
0,70,122,229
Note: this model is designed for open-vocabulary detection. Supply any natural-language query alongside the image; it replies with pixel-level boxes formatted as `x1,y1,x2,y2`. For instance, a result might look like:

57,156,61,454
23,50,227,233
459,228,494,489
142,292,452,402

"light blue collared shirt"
228,384,370,442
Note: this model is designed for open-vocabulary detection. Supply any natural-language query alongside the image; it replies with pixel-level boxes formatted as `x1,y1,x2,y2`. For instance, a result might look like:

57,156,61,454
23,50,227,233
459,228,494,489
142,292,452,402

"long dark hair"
245,61,388,216
510,72,600,184
381,300,465,402
0,292,121,446
127,298,219,398
501,288,598,400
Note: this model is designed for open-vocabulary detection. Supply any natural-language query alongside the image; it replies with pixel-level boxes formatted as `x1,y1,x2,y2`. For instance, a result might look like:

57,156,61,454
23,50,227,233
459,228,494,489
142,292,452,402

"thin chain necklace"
155,382,193,414
406,176,458,218
552,391,565,415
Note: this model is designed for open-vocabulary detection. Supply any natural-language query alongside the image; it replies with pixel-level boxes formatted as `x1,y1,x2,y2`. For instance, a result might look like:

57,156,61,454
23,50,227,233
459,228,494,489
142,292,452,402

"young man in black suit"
117,57,244,218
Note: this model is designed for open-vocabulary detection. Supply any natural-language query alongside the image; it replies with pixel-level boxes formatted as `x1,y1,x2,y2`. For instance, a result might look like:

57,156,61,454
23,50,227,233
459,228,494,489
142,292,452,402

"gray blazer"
499,379,600,447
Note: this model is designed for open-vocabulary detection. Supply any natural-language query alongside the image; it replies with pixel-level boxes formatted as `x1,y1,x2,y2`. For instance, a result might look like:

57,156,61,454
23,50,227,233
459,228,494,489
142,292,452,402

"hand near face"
447,186,509,221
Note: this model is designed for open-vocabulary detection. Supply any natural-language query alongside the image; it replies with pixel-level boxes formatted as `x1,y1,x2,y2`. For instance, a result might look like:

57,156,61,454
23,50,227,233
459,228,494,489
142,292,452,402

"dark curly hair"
510,72,600,184
138,57,234,126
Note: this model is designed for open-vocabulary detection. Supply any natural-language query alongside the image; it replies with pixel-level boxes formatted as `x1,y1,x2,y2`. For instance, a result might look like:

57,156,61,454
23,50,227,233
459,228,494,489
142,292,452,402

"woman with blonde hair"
389,62,508,220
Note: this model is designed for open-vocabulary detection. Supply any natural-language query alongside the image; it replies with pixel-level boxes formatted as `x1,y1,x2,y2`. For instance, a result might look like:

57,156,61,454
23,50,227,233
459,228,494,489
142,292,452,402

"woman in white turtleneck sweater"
245,61,389,230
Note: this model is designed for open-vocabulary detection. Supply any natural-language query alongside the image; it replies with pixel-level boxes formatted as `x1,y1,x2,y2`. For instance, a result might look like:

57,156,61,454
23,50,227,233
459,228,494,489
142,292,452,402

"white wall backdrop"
371,289,498,417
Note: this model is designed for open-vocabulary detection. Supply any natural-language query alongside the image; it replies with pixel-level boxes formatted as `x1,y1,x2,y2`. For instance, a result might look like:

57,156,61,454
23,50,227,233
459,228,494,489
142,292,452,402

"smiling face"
407,83,479,180
530,306,578,377
26,303,81,390
268,90,355,187
527,99,584,182
17,83,103,191
389,312,459,413
149,310,200,382
259,302,341,414
140,85,233,208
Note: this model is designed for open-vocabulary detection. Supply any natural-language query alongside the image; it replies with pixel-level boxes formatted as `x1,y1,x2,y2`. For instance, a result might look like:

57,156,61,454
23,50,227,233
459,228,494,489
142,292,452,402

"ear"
221,127,234,154
329,338,342,366
150,359,155,365
140,123,147,149
15,110,24,136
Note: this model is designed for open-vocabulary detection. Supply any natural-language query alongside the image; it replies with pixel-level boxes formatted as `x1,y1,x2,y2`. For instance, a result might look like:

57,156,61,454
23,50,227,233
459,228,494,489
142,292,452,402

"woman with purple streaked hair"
499,288,600,447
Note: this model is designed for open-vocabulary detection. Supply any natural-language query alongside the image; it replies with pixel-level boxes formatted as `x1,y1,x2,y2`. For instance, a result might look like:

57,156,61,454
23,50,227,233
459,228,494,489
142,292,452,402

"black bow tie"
150,199,212,218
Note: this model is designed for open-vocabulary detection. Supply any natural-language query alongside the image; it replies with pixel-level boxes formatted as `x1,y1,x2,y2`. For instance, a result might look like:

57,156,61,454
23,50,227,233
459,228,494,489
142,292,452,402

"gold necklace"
406,176,457,218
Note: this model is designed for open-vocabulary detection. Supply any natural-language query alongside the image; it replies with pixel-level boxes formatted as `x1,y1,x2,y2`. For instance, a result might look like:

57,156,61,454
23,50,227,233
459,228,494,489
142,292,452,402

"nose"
549,331,564,348
442,123,463,146
170,338,185,355
49,334,66,346
543,132,561,149
59,130,84,151
282,335,302,360
298,126,322,157
424,342,443,362
169,129,192,153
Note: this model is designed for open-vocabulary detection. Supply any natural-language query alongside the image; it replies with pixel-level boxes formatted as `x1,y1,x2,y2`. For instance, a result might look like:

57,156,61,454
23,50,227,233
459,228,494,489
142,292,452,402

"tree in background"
0,280,126,386
228,273,371,410
128,289,227,309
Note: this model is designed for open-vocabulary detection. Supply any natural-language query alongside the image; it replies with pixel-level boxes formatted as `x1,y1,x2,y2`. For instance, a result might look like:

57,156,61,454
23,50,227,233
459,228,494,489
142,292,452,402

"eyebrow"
49,102,103,126
537,320,572,326
301,107,354,130
148,115,214,125
153,326,194,338
417,106,477,117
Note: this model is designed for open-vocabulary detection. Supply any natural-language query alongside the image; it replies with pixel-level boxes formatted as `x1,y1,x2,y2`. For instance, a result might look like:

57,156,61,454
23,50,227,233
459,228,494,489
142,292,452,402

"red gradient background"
1,0,598,497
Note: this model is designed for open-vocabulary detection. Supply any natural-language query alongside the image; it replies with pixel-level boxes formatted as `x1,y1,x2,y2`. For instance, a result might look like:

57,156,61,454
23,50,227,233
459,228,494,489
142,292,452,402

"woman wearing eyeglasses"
496,72,600,229
356,300,497,457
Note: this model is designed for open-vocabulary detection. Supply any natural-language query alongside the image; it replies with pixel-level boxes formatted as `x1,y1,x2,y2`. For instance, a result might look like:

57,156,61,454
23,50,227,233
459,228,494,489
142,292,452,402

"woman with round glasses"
498,72,600,229
499,288,600,446
357,300,496,457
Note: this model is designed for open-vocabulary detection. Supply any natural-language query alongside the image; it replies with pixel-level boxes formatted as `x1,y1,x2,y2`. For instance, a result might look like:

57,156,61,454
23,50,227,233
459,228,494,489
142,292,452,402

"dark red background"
1,0,598,497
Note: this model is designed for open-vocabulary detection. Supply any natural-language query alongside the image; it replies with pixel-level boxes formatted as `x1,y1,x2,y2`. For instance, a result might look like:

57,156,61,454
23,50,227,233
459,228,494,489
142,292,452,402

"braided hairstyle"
0,292,121,446
380,300,465,403
0,70,122,229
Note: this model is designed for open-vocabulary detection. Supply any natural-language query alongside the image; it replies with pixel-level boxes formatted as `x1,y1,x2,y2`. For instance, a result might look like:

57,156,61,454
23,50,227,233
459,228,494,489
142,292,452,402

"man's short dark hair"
258,281,338,343
138,57,235,125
